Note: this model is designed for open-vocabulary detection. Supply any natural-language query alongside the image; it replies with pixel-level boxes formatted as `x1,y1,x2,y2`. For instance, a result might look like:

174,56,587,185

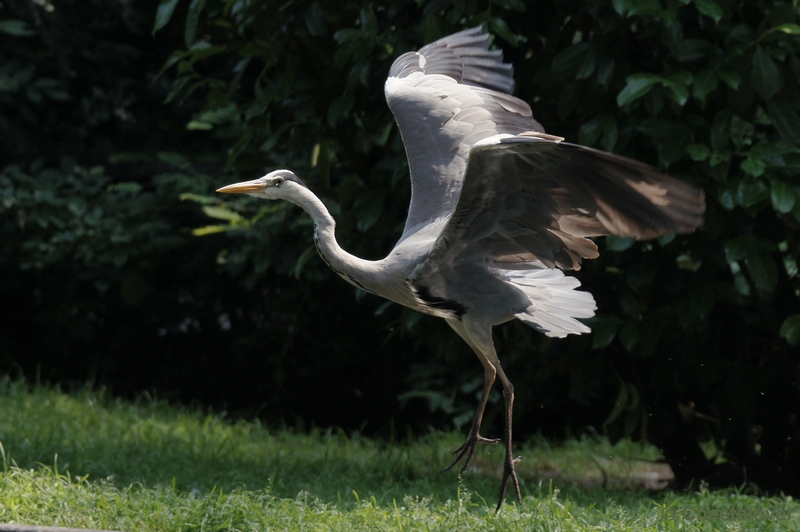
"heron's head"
216,169,308,201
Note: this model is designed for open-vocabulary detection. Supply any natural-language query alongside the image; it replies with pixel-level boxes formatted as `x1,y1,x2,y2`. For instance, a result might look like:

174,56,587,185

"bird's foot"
495,455,522,512
442,433,500,473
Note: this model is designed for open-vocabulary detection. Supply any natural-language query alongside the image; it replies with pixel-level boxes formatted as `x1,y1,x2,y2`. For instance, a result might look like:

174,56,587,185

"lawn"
0,377,796,531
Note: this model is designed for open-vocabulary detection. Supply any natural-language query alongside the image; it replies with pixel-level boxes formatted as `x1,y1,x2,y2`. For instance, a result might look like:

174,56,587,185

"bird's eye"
274,178,284,187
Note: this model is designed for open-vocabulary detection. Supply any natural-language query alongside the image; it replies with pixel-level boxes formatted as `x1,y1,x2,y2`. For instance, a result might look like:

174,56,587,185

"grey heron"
217,27,705,510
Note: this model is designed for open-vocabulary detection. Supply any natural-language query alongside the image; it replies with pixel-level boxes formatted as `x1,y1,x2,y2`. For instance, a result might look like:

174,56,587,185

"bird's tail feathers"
497,265,596,338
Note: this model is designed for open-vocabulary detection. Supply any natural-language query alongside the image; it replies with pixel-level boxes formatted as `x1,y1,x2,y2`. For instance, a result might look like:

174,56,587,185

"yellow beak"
216,180,266,194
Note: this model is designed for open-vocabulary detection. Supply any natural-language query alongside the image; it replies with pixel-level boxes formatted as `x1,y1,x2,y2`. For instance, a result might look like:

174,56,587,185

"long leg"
494,362,522,511
446,318,522,511
442,319,500,473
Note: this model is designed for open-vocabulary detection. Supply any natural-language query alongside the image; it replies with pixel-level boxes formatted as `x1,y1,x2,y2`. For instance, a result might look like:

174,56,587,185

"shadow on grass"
0,378,673,511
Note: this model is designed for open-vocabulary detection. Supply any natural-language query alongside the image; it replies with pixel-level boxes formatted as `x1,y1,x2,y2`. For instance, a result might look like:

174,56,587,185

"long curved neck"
287,187,382,291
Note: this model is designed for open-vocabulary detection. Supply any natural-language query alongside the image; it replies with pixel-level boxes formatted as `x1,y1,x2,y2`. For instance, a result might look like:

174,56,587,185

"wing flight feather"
384,27,704,278
385,27,543,244
429,134,706,270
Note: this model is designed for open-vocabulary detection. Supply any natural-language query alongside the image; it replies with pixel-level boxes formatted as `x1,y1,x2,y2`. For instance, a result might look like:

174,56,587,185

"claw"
442,434,500,473
495,455,522,513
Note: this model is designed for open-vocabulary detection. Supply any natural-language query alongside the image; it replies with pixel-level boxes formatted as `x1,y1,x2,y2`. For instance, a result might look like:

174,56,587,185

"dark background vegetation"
2,0,799,494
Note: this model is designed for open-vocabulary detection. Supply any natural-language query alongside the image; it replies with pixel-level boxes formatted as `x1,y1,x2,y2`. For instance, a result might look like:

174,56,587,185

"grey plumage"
217,26,705,511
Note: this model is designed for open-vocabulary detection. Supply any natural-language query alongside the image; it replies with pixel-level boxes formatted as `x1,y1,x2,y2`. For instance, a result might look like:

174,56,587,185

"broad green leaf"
745,250,778,293
659,132,692,166
780,314,800,346
724,236,750,263
725,238,775,292
419,14,447,44
658,233,676,246
669,70,694,86
333,28,364,44
717,178,739,210
743,140,795,159
360,5,378,34
202,206,243,222
192,224,240,236
774,23,800,34
626,0,662,16
184,0,207,47
686,144,710,161
67,198,87,216
153,0,181,35
751,46,783,99
600,115,618,152
693,69,718,102
551,42,593,73
729,23,752,42
643,86,665,115
738,176,769,207
186,120,213,130
489,17,521,47
612,0,630,16
694,0,723,23
617,74,662,106
579,118,603,147
0,19,36,36
729,115,754,150
741,157,766,177
710,150,730,168
179,193,217,204
717,69,741,90
596,55,615,87
591,315,621,349
662,77,690,106
575,49,598,80
771,180,796,213
606,235,634,251
184,43,226,64
765,99,800,143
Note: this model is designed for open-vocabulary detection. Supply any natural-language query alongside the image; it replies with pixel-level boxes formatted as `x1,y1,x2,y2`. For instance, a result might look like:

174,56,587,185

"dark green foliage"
2,0,800,496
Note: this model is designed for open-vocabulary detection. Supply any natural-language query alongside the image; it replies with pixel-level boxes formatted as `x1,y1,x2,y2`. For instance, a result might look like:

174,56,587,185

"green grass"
0,378,796,531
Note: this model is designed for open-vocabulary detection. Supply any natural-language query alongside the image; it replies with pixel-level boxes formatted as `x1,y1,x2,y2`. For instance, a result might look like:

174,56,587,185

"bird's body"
218,27,705,510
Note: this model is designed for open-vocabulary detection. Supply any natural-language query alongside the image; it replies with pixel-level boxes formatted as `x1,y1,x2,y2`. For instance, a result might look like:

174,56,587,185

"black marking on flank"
412,283,466,318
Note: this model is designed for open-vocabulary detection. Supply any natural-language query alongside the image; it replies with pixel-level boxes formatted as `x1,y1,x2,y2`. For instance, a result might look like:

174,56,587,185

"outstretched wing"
384,27,543,245
428,133,706,271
